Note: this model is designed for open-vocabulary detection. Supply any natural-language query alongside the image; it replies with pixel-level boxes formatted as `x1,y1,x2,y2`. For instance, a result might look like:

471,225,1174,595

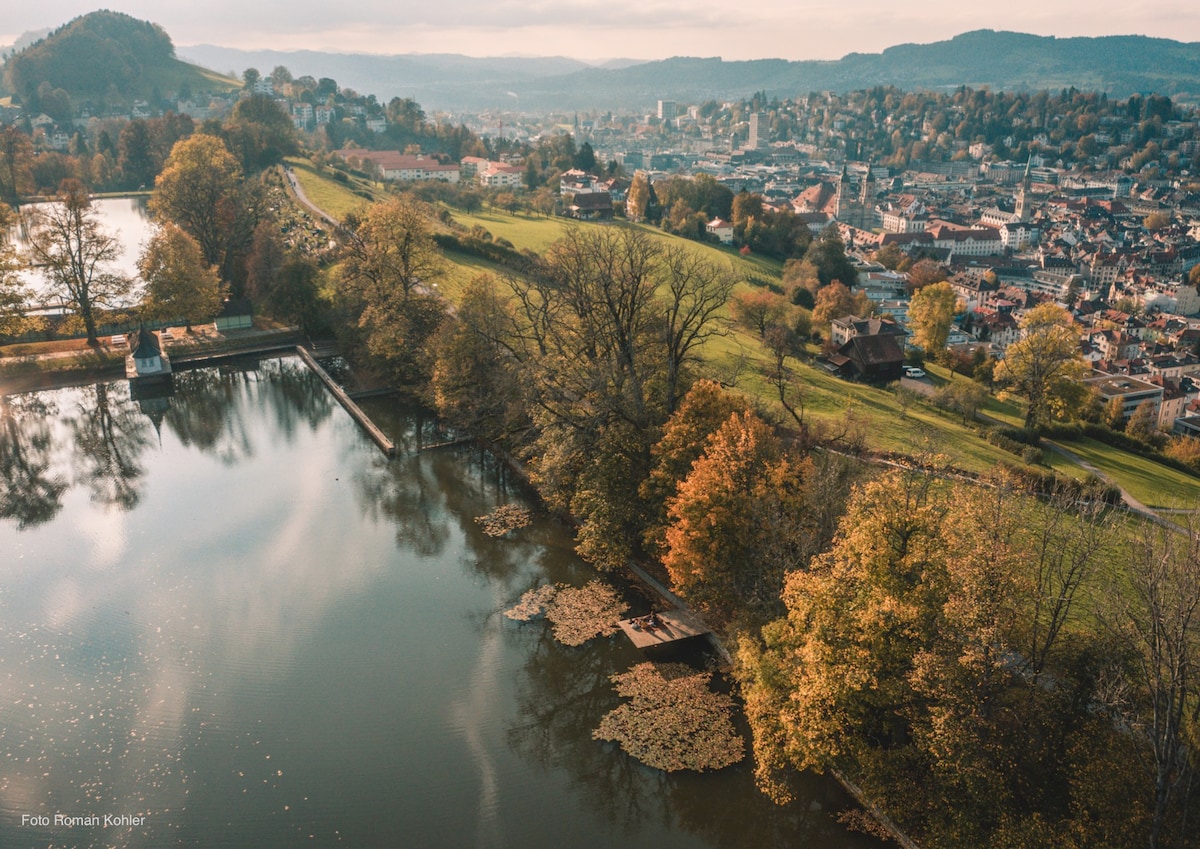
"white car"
904,367,926,379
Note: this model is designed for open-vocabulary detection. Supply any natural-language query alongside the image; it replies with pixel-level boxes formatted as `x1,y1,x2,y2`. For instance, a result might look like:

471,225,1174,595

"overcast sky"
3,2,1200,63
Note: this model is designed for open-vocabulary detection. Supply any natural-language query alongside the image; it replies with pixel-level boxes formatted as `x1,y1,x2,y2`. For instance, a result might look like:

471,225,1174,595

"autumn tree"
801,230,856,288
731,289,790,338
657,246,735,413
267,257,322,337
908,280,960,356
1107,518,1200,849
469,227,731,570
224,93,300,170
151,134,267,289
244,221,286,302
0,127,34,205
138,223,225,331
430,275,529,440
811,281,856,327
905,257,948,292
993,303,1088,429
663,410,811,624
339,195,445,301
336,195,447,383
640,380,750,558
751,470,952,775
0,206,31,339
1126,398,1163,446
21,179,132,345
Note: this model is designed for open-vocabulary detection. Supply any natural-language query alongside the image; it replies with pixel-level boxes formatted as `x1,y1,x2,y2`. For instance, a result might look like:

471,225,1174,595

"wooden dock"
296,346,396,457
618,609,711,649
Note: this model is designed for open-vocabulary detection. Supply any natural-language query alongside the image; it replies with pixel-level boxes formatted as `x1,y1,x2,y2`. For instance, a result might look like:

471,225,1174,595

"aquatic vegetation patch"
545,580,627,646
594,662,745,772
504,584,557,621
475,503,533,537
504,580,627,646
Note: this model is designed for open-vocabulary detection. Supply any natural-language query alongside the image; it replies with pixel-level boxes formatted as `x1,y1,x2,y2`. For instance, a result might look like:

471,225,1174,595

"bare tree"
657,245,734,414
1108,516,1200,849
21,179,132,345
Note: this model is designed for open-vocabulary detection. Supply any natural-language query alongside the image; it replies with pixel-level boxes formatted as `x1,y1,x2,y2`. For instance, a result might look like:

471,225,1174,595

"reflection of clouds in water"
448,598,506,849
0,367,403,839
75,505,128,571
42,577,87,630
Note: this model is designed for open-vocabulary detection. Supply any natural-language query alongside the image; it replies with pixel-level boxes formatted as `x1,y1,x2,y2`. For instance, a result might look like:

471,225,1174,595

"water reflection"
0,394,67,528
0,357,884,849
10,197,154,301
67,382,152,511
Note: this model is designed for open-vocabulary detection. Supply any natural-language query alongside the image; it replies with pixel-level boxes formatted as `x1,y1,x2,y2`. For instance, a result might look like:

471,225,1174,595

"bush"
1021,445,1044,465
1000,463,1123,506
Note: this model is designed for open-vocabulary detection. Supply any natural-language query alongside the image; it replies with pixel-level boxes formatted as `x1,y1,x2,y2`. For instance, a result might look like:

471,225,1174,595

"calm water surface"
11,197,154,304
0,357,881,848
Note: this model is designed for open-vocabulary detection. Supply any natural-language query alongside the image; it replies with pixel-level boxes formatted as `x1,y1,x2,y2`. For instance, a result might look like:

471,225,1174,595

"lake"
0,356,882,848
10,196,155,306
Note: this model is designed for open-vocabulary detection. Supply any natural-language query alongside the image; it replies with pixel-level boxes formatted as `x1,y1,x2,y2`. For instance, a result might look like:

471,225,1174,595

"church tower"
835,163,849,221
858,162,875,229
1015,157,1032,223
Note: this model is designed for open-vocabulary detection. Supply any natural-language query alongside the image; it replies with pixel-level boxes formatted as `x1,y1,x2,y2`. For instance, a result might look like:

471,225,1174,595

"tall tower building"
1015,156,1032,223
657,100,677,121
748,112,767,150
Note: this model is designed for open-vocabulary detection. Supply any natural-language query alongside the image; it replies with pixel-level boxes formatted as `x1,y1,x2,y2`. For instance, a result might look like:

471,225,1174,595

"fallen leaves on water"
593,662,745,772
546,580,628,646
475,504,533,537
504,584,557,621
503,580,627,646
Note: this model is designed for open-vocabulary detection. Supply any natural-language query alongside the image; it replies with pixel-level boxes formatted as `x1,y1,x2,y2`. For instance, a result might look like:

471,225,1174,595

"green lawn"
284,157,379,221
1050,436,1200,508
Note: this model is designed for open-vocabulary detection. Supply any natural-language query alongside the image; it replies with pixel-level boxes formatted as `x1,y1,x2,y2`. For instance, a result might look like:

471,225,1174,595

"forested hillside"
1,10,235,114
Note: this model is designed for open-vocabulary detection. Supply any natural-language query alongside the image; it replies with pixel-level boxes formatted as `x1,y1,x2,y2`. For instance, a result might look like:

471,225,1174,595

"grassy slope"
284,157,381,220
289,160,1200,499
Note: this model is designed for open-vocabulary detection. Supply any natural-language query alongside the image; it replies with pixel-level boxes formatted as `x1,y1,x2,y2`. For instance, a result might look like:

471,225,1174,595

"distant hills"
180,31,1200,112
1,10,236,111
5,14,1200,116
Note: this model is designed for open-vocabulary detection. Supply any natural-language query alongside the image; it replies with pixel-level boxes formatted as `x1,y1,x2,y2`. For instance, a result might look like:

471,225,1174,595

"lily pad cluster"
475,504,533,537
594,662,745,772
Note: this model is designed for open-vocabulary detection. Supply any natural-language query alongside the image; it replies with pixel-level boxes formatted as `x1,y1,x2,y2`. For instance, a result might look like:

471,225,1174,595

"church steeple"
1015,156,1032,223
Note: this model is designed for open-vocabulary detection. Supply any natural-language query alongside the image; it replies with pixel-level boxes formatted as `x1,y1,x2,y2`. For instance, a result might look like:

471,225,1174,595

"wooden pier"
296,346,396,457
618,609,711,649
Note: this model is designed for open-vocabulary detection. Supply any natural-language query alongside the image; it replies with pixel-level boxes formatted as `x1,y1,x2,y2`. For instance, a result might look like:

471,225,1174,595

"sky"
2,1,1200,63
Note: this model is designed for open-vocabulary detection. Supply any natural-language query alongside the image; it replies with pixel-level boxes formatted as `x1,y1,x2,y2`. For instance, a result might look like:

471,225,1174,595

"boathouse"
125,327,172,382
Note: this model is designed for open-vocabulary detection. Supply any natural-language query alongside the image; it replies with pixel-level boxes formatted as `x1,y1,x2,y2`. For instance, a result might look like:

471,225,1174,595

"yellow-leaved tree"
994,303,1088,429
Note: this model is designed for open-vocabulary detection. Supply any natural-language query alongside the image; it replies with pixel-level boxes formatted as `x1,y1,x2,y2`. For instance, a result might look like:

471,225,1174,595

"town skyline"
3,1,1200,65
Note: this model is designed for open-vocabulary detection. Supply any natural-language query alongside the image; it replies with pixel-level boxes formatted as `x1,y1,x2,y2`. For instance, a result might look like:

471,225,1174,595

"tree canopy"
993,303,1088,429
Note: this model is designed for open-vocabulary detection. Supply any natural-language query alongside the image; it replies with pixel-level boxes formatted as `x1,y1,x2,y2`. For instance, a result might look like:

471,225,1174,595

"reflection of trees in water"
164,369,254,464
68,383,151,511
507,631,675,833
355,453,450,557
263,357,334,439
507,609,881,849
166,358,336,464
0,395,67,528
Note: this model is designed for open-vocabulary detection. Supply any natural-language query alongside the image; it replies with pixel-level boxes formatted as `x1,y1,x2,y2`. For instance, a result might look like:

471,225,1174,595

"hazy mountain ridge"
181,31,1200,112
7,17,1200,115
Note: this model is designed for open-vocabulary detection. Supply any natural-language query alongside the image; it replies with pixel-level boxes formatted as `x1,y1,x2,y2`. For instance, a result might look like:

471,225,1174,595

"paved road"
282,165,341,228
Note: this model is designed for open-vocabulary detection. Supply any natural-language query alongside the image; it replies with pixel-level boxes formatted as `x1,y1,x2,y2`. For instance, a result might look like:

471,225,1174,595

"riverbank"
0,324,302,396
